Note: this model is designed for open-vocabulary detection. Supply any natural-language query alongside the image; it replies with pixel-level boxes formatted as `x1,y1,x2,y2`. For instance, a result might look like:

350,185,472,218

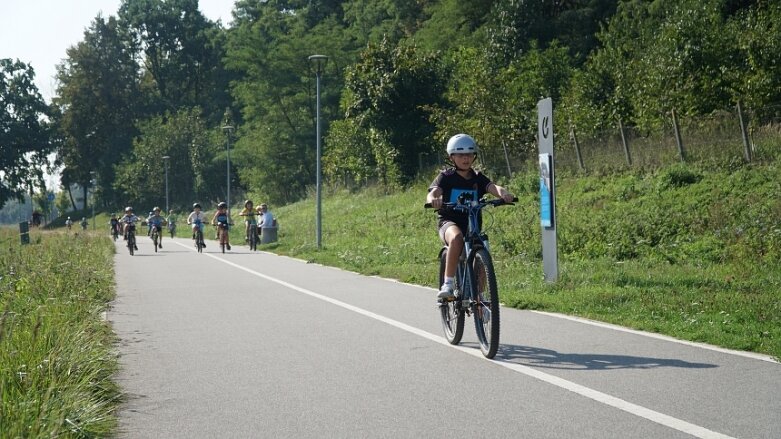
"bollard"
19,221,30,245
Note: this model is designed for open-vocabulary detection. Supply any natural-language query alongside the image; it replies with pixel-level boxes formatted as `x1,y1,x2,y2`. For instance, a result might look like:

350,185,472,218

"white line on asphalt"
175,241,735,439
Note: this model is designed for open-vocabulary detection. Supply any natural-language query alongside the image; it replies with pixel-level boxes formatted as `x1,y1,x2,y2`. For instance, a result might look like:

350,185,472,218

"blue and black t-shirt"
429,168,492,232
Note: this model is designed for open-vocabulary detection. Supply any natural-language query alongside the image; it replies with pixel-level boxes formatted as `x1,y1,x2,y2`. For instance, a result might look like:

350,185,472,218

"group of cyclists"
106,200,274,252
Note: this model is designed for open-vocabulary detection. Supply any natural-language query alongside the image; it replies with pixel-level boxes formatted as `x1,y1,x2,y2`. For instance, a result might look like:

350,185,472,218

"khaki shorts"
438,221,463,244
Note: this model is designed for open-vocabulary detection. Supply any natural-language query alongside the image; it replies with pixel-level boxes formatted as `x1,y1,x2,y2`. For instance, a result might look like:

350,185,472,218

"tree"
54,15,140,208
113,108,224,209
226,1,353,203
118,0,231,122
327,39,445,185
0,59,52,209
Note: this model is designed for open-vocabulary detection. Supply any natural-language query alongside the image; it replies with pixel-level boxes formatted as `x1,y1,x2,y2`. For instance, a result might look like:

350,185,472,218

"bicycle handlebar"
424,197,518,209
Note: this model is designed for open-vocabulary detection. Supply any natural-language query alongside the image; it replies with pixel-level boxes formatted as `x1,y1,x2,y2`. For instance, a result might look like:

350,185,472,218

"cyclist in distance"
120,207,140,251
426,134,514,300
186,203,207,248
166,209,177,237
211,201,232,250
146,207,166,249
109,213,120,236
238,199,256,243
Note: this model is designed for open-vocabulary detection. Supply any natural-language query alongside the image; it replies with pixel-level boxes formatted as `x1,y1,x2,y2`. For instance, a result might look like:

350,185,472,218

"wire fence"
473,103,781,177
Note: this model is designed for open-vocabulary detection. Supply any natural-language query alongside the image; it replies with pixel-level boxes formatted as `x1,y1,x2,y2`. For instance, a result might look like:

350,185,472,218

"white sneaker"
437,283,455,300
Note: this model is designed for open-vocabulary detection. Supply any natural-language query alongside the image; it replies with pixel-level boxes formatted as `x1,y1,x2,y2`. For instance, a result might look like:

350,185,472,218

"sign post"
538,98,558,282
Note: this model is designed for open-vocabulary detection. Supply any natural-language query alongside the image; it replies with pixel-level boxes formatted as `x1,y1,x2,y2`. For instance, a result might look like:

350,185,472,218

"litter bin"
19,221,30,245
260,226,278,244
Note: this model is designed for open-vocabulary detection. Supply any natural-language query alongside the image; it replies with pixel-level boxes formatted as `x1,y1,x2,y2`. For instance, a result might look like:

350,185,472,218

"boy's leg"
438,223,463,299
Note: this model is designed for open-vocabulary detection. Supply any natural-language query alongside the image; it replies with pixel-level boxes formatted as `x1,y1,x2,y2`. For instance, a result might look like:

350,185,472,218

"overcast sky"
0,0,236,102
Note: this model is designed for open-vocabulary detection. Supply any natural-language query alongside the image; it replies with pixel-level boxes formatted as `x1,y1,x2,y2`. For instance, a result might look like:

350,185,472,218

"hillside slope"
262,160,780,359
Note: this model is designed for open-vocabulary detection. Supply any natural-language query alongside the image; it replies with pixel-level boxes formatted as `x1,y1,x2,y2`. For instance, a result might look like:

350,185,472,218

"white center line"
174,241,736,439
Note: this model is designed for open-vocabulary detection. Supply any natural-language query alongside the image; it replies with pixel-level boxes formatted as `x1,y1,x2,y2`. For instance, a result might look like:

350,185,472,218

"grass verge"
0,227,119,437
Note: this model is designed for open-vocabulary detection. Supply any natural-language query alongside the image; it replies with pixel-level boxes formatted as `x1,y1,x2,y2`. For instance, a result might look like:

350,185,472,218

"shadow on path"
485,344,718,371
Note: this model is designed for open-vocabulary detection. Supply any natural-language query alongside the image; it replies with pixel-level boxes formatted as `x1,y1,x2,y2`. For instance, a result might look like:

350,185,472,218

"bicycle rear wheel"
438,248,464,345
128,234,135,256
472,248,500,359
196,230,203,253
250,227,257,251
152,230,158,252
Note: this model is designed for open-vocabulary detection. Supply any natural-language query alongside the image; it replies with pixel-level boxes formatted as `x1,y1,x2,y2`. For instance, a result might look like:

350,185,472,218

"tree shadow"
482,343,718,371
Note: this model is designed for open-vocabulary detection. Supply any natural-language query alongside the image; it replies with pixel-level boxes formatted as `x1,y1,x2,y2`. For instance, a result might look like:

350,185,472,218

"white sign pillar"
538,98,559,282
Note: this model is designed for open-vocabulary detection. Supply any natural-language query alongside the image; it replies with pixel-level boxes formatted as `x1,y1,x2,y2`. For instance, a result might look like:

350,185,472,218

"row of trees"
2,0,780,212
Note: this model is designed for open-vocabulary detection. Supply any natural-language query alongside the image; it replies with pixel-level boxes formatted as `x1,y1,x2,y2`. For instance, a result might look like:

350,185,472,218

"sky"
0,0,237,102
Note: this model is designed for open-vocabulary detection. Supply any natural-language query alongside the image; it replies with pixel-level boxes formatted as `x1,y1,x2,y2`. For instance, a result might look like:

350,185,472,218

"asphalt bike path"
111,236,780,438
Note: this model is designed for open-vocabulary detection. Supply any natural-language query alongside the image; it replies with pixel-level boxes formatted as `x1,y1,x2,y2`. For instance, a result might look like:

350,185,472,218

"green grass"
260,161,781,360
0,227,119,437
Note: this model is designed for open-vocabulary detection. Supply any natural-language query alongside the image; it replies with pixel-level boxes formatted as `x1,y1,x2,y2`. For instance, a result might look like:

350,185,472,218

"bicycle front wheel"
438,249,464,344
472,248,500,359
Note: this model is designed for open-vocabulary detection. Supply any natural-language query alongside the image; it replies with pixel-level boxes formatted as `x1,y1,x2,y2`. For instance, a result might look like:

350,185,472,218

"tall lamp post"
309,54,328,249
222,115,234,218
162,156,170,212
89,171,97,230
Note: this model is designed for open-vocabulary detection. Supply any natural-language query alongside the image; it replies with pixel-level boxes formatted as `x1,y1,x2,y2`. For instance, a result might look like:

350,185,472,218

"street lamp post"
162,156,170,212
222,118,234,218
309,54,328,249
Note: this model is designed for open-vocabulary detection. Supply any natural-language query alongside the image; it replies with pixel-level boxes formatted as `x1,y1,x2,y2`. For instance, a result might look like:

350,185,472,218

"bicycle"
425,193,516,359
240,213,259,251
150,224,162,252
126,224,137,256
215,222,232,253
190,219,205,253
111,225,119,242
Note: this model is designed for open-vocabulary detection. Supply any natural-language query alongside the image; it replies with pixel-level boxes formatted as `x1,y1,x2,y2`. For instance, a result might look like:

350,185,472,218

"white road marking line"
174,241,736,439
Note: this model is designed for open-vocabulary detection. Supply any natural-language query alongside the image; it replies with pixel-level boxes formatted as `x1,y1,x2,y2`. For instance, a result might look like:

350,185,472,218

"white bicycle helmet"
446,134,478,155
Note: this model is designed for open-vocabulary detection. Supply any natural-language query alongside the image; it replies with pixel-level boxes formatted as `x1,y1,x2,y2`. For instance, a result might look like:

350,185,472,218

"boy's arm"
487,183,514,202
426,186,443,208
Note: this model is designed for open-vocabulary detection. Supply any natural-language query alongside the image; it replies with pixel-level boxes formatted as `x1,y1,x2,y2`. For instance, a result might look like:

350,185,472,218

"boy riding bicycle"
120,207,140,251
145,207,167,249
211,202,232,250
238,200,257,243
426,134,514,300
187,203,207,248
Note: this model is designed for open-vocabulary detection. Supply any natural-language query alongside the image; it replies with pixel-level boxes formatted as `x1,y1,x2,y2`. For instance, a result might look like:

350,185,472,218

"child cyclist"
211,201,232,250
145,207,166,249
238,199,257,243
120,207,140,251
426,134,514,300
186,203,207,248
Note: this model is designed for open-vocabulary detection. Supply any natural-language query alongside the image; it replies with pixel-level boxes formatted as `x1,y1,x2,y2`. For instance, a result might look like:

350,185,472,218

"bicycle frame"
428,194,515,359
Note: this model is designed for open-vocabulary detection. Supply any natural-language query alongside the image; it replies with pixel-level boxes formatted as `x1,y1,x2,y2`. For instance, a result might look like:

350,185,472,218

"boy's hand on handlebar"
500,193,515,203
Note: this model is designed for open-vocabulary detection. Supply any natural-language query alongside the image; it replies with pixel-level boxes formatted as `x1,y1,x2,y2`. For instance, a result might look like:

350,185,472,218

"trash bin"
260,226,278,244
19,221,30,245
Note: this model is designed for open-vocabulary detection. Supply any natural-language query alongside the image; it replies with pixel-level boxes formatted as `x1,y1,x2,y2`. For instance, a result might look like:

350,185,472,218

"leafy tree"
0,59,52,209
729,1,781,117
54,15,140,208
113,108,224,209
412,0,494,53
327,39,445,184
342,0,427,47
226,1,352,203
118,0,231,122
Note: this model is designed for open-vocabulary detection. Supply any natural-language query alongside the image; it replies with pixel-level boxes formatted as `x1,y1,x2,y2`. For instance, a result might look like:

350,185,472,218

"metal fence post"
618,118,632,166
671,109,686,162
570,123,585,171
737,101,752,162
